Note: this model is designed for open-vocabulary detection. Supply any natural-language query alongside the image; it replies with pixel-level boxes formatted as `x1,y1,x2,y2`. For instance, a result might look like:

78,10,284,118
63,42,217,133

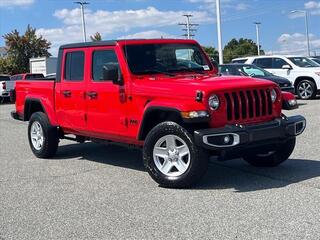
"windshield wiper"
139,69,175,76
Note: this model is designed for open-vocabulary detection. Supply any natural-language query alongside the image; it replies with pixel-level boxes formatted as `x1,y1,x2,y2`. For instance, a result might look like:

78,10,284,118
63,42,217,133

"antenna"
178,14,199,39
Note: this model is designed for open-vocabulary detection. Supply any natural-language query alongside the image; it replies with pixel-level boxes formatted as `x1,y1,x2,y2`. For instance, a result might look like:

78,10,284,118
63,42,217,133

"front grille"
224,89,273,122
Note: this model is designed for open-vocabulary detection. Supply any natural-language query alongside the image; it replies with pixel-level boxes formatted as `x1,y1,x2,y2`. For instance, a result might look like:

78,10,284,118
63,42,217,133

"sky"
0,0,319,56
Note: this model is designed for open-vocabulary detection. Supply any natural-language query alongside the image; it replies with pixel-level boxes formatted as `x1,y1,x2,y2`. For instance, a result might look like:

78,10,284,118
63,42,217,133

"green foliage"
1,25,51,75
0,57,18,75
223,38,264,63
90,32,102,42
202,46,219,62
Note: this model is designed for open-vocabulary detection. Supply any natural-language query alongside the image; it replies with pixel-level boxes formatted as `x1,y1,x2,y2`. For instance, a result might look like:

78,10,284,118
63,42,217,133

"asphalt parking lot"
0,100,319,240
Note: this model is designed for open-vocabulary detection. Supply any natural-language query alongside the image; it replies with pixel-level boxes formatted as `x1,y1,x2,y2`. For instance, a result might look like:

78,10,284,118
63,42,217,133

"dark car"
219,63,295,93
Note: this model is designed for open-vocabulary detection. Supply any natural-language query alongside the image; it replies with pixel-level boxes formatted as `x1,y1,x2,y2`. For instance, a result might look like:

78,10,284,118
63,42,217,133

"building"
0,47,8,58
29,57,57,76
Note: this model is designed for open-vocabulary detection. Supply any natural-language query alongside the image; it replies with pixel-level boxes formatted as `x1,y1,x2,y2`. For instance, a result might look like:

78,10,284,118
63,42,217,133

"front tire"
28,112,59,158
143,121,209,188
243,138,296,167
296,80,316,99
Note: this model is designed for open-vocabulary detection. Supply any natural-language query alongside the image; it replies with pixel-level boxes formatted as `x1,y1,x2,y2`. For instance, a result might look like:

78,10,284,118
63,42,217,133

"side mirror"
282,64,292,70
102,63,123,85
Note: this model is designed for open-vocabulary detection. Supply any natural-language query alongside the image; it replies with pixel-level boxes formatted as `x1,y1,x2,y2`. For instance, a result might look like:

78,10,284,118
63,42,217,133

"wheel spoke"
154,147,168,158
165,135,176,148
31,132,37,140
174,159,188,173
161,159,173,174
177,145,189,157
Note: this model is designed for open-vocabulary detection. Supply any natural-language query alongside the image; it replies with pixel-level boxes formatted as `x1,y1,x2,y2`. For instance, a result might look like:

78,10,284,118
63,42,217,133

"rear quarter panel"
15,80,58,125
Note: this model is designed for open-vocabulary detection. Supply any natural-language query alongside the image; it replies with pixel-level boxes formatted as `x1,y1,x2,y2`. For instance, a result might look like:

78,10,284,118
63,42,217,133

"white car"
0,75,11,103
232,55,320,99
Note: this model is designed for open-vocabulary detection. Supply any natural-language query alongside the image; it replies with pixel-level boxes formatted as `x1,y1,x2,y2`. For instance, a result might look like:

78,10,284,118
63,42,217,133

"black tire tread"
143,121,208,188
296,80,317,99
28,112,59,158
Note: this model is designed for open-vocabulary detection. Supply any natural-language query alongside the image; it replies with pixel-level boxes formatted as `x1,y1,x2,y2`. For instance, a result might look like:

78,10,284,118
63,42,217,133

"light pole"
254,22,261,55
74,1,89,42
216,0,223,64
291,10,310,56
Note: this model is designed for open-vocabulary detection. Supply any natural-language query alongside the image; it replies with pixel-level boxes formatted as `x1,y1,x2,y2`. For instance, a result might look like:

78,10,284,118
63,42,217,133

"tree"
1,25,51,74
90,32,102,42
202,46,219,62
223,38,264,63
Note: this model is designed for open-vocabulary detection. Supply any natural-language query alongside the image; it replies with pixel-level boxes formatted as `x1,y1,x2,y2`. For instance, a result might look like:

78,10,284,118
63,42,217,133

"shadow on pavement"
54,142,319,192
54,142,145,172
196,158,320,192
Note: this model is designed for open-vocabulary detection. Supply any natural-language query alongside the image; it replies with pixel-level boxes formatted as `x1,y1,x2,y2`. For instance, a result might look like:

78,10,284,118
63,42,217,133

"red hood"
132,74,279,98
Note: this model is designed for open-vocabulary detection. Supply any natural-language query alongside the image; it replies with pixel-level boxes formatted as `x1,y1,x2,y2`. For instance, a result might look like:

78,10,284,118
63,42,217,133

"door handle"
62,90,71,97
86,91,98,99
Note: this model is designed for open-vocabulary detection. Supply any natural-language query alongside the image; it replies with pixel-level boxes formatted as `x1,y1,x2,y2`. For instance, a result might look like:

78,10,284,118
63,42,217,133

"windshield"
240,65,272,77
219,65,248,76
311,58,320,65
124,43,212,75
25,74,44,79
288,57,319,68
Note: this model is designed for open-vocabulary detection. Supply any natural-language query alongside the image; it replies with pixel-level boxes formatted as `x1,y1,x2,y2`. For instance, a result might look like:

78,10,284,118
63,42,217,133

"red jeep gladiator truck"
11,39,306,188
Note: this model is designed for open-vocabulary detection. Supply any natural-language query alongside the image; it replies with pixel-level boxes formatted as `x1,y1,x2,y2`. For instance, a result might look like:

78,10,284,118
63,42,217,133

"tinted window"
92,50,119,81
25,74,44,79
254,58,272,68
273,58,289,69
219,65,245,76
288,57,319,68
0,76,10,81
232,59,247,63
16,75,23,80
64,51,84,81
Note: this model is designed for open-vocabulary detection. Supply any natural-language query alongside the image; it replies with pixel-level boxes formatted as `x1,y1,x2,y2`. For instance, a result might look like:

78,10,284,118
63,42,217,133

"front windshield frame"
123,43,213,75
288,57,319,68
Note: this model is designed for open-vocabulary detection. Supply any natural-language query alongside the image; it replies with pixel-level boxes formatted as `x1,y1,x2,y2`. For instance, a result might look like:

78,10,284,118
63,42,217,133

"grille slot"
224,89,273,122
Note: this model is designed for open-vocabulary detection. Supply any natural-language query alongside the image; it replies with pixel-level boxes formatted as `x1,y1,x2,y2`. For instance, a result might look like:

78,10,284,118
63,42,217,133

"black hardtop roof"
59,38,194,50
59,40,117,50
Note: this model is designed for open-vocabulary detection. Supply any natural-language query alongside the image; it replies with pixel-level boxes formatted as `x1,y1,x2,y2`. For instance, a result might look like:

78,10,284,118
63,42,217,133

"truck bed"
15,80,55,117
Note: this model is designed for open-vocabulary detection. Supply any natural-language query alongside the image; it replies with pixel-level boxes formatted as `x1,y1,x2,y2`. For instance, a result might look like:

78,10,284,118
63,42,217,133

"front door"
271,58,292,81
85,47,127,137
55,49,87,132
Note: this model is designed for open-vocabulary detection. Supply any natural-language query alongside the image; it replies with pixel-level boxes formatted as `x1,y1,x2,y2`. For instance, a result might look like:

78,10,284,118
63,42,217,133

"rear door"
55,49,87,132
252,58,273,72
85,47,127,137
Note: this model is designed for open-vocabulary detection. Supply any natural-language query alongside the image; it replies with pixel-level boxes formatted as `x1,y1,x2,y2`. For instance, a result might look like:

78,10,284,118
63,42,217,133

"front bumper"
281,86,295,94
194,115,306,151
0,91,10,97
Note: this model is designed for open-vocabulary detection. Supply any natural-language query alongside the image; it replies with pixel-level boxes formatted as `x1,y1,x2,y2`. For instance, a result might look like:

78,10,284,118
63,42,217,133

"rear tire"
28,112,59,158
243,138,296,167
143,121,209,188
296,80,316,99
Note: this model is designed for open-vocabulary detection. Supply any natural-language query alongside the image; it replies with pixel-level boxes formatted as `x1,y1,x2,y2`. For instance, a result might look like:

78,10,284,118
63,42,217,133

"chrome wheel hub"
30,121,44,150
153,135,191,177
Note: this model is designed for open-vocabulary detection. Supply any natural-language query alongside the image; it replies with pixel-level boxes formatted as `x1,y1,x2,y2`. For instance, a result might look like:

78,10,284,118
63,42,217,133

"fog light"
288,99,297,106
181,111,209,119
223,135,230,144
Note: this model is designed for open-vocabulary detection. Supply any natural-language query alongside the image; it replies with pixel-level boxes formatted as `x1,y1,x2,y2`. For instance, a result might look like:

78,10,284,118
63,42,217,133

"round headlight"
209,94,220,110
271,89,277,103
